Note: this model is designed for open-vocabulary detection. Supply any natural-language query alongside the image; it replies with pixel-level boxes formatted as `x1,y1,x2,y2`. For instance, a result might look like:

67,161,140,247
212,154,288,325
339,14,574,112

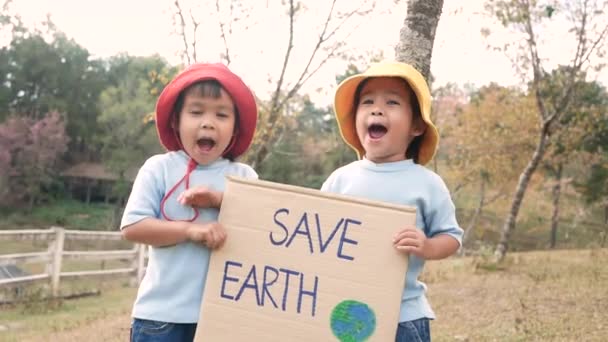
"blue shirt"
321,158,462,322
120,150,257,323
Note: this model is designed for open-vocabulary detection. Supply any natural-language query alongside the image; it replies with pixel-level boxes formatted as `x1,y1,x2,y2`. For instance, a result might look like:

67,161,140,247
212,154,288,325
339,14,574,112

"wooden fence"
0,227,146,296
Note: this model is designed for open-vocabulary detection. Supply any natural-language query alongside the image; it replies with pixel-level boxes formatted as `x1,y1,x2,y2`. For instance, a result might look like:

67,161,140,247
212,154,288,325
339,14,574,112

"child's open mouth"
197,137,216,152
368,124,388,140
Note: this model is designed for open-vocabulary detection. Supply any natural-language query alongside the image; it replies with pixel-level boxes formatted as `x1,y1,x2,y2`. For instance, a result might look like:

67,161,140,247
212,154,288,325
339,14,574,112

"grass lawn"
0,248,605,341
0,200,117,231
0,283,136,342
428,248,607,341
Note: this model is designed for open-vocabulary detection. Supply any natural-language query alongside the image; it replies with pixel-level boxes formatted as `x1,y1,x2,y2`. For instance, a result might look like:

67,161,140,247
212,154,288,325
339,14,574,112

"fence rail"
0,227,146,295
0,252,50,266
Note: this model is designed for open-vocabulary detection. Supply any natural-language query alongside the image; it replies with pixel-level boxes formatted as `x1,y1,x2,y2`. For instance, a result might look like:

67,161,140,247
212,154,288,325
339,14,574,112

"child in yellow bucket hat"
321,61,463,342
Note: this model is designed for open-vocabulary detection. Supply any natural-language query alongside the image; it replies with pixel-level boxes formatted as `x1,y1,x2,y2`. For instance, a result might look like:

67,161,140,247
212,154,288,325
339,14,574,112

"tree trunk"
112,196,126,230
28,194,36,212
249,138,271,170
460,175,486,255
549,163,563,249
86,179,92,205
602,204,608,248
394,0,444,81
494,122,551,262
104,182,110,204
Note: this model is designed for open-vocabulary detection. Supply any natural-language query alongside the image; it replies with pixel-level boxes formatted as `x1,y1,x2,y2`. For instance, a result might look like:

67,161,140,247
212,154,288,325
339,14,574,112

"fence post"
131,244,146,286
45,228,56,287
50,227,65,297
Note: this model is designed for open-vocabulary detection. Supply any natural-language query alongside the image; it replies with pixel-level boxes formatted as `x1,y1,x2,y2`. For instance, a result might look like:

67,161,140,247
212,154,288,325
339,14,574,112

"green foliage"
0,11,181,171
18,288,64,315
0,5,605,254
257,95,355,189
0,199,115,230
0,21,108,160
540,74,608,206
545,5,555,18
486,0,560,27
256,64,361,188
0,111,69,207
577,164,608,204
443,84,537,190
335,64,362,85
95,55,178,198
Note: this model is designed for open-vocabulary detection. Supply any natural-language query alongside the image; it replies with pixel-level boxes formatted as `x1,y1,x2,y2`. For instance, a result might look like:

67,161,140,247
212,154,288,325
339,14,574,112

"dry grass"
0,248,606,341
427,248,608,341
0,284,135,342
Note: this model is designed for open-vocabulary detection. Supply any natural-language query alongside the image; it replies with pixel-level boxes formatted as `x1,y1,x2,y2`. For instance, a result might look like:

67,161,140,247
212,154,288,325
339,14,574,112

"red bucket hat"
155,63,257,158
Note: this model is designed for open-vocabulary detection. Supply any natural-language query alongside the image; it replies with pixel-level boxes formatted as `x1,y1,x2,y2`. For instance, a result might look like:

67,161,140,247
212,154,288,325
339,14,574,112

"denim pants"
130,317,429,342
395,318,431,342
131,318,197,342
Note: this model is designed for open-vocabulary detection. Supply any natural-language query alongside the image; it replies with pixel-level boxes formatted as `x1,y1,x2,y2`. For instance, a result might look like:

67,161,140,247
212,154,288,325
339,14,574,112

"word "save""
269,208,363,261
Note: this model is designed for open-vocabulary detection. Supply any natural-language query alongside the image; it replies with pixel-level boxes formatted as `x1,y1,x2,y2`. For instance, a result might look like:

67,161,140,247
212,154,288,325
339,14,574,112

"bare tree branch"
298,40,342,86
189,8,199,63
278,1,370,110
216,0,232,65
546,1,608,126
246,0,297,169
244,0,372,168
520,0,548,119
174,0,191,65
483,191,505,206
323,1,367,42
452,180,472,195
579,23,608,67
269,0,296,114
570,0,589,69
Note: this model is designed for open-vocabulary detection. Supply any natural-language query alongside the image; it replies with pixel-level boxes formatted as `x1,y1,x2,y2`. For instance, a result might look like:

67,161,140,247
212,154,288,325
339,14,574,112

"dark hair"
170,79,240,161
353,77,425,163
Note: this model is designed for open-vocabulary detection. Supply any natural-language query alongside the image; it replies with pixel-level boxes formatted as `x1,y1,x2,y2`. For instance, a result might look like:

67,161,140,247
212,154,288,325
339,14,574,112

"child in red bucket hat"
120,63,258,342
322,61,463,342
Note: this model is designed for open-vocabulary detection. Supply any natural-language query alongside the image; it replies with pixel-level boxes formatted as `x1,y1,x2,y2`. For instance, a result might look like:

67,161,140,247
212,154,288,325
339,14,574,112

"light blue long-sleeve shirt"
321,158,462,322
121,150,257,323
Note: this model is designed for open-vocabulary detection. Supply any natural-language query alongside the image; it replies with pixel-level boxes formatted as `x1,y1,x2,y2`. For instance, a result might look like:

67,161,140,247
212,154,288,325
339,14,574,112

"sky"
8,0,608,105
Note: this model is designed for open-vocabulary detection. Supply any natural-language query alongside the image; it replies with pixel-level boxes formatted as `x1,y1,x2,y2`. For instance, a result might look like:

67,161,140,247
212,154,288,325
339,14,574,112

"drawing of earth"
330,300,376,342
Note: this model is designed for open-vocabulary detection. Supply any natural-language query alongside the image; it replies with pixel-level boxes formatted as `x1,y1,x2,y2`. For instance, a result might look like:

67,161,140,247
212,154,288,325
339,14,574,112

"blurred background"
0,0,606,340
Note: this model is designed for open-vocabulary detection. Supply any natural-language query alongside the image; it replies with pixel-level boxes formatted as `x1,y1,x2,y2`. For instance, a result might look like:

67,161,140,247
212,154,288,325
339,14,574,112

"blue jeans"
395,318,431,342
131,318,197,342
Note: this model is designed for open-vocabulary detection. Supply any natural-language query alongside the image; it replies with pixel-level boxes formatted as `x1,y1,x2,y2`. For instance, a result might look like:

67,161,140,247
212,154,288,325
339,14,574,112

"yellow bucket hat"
334,61,439,165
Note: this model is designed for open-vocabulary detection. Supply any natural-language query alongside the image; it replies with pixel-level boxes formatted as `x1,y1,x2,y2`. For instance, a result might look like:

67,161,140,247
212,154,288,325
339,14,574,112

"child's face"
177,88,236,165
355,77,424,163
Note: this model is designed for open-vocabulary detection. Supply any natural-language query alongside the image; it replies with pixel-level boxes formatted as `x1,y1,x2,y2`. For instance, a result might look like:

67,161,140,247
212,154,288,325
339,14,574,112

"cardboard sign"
195,177,414,341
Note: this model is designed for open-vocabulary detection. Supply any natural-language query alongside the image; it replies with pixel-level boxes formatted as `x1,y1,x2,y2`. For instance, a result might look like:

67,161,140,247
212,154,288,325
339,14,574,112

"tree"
0,19,108,161
578,165,608,246
171,0,373,169
97,56,178,191
256,64,366,188
540,73,608,248
486,0,608,262
573,82,608,247
257,94,355,188
431,82,469,174
395,0,445,80
0,112,69,208
95,56,179,226
444,85,538,251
